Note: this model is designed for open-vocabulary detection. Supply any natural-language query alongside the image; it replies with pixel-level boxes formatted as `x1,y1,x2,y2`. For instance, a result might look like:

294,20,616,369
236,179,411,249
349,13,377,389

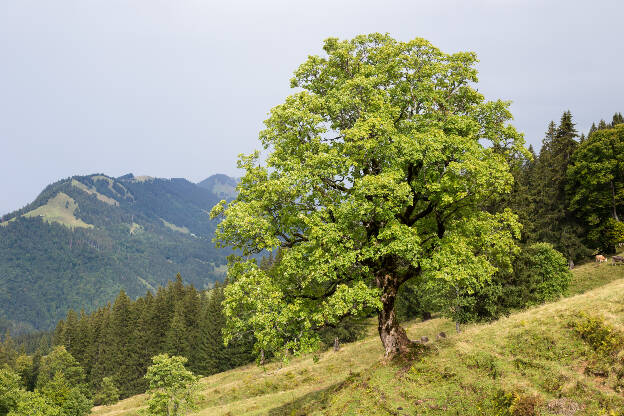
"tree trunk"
612,180,620,222
376,274,411,358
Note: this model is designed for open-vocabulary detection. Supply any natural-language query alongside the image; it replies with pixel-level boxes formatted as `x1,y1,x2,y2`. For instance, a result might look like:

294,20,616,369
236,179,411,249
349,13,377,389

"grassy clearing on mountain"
161,218,191,234
91,261,624,416
23,192,93,229
72,179,120,206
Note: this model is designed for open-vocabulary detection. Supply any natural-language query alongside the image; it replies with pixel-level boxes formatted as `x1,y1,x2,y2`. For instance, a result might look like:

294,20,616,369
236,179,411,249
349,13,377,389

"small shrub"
465,351,501,379
583,360,610,377
540,371,568,394
509,242,572,307
509,393,542,416
571,312,624,356
493,390,542,416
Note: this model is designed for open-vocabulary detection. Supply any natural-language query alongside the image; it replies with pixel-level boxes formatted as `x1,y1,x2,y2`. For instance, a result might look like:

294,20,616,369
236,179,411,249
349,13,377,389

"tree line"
509,111,624,266
49,275,253,400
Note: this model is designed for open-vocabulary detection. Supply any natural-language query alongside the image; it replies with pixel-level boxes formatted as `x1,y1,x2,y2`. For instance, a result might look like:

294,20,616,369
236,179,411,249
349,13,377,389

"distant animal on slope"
595,255,607,263
612,255,624,265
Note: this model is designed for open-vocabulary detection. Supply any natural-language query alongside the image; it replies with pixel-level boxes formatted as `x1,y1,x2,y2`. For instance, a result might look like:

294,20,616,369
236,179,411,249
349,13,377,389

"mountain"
0,173,236,331
197,174,238,200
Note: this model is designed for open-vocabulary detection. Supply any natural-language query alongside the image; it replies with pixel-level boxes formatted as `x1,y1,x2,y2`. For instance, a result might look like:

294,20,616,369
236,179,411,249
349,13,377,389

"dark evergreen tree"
108,290,136,397
195,285,228,376
165,304,190,359
528,113,588,264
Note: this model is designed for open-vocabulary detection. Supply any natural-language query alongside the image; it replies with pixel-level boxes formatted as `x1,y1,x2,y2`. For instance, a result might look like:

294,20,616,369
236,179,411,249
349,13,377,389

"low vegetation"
90,261,624,415
22,192,93,229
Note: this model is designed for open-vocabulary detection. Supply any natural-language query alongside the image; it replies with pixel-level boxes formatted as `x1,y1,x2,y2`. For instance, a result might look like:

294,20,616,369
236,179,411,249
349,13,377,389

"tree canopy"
568,124,624,250
212,33,525,357
142,354,198,416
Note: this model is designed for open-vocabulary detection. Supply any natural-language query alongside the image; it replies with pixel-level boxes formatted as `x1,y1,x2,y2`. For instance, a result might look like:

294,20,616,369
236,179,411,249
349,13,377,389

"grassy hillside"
91,261,624,416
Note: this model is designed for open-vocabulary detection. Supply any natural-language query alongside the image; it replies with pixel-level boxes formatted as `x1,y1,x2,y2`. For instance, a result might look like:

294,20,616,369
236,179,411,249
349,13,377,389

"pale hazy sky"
1,0,623,215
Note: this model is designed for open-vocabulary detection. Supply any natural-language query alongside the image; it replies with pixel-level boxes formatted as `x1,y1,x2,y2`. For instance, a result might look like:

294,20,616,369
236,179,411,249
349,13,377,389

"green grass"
160,218,191,234
91,261,624,416
23,192,93,229
72,179,119,206
568,250,624,295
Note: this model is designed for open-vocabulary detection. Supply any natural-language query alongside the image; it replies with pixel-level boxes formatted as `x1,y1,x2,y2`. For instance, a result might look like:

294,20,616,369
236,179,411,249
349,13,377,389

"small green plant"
493,389,542,416
571,312,624,356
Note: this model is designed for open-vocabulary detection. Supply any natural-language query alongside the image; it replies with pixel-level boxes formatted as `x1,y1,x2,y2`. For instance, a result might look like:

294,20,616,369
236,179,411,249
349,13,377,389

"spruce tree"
195,285,228,376
128,292,157,394
108,290,137,398
165,304,190,360
529,113,588,264
86,305,113,391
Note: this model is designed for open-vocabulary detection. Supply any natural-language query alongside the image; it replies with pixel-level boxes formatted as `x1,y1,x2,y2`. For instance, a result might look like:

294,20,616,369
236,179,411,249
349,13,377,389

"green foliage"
571,313,624,356
399,242,571,325
0,368,22,416
195,283,254,376
512,112,589,263
36,346,85,390
0,364,91,416
493,390,542,416
93,377,119,406
568,124,624,251
14,355,34,391
212,33,524,356
508,243,571,306
142,354,199,416
7,391,62,416
38,372,92,416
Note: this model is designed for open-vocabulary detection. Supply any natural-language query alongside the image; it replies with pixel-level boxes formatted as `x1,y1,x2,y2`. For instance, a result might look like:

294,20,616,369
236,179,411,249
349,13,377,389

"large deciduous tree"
211,34,525,357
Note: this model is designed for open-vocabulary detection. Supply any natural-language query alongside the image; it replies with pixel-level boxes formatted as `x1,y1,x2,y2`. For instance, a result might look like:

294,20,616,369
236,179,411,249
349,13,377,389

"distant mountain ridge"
0,173,236,332
197,173,238,199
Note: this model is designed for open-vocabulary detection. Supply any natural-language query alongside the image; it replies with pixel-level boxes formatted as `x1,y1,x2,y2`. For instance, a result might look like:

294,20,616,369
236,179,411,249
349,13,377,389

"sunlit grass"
23,192,93,229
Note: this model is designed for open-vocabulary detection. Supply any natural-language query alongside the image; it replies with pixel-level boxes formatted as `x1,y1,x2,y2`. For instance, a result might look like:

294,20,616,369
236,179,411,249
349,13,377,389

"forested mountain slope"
92,261,624,416
0,173,235,331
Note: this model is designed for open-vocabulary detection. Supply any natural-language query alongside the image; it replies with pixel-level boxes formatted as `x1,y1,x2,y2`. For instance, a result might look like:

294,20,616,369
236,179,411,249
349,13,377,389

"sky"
1,0,623,216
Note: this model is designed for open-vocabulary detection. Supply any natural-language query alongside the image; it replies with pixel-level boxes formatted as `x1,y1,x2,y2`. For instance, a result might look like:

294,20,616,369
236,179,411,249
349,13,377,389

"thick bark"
612,180,620,222
376,274,412,357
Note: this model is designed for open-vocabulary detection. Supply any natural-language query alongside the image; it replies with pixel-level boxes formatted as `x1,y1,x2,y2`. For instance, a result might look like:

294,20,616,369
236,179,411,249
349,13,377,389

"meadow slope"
92,261,624,416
